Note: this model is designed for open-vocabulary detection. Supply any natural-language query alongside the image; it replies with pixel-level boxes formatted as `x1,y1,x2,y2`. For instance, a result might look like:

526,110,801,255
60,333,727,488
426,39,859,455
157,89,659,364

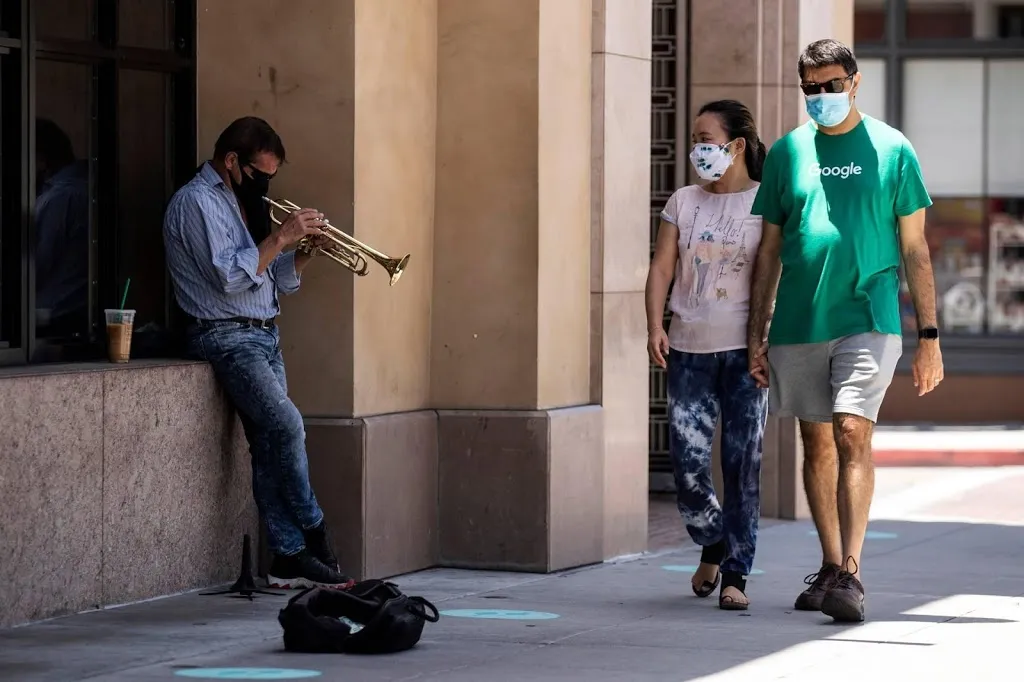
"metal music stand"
200,533,284,601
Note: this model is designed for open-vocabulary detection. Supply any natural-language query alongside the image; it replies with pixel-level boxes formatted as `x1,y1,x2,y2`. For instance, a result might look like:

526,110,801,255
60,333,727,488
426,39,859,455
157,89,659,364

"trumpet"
263,197,411,287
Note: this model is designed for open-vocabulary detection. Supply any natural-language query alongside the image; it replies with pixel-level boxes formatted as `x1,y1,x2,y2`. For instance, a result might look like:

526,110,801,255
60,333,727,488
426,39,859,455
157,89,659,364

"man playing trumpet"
163,116,352,589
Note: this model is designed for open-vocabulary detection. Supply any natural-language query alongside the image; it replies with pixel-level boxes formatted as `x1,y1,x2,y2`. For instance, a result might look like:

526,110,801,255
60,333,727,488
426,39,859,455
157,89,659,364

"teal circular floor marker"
807,530,898,540
866,530,899,540
662,565,764,576
440,609,560,620
174,669,321,680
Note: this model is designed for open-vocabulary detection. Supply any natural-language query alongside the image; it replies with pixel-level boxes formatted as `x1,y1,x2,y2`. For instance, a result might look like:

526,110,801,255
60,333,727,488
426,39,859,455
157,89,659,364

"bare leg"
833,413,875,577
818,412,875,622
799,420,842,566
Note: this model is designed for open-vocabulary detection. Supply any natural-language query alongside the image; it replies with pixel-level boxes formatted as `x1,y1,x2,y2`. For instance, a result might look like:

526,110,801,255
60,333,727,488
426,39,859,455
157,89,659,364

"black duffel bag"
277,579,440,654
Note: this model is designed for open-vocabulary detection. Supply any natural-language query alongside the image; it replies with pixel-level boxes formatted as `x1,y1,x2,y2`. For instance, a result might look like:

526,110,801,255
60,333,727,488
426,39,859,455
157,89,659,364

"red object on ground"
874,449,1024,467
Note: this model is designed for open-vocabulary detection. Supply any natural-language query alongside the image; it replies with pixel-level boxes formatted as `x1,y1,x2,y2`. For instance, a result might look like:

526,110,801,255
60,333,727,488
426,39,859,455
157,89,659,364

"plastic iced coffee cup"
104,309,135,363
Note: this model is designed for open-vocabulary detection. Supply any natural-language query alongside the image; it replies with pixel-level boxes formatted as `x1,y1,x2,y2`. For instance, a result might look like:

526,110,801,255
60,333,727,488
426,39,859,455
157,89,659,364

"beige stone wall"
591,0,652,557
196,1,437,419
352,1,438,416
0,363,254,628
196,0,359,416
196,0,647,578
432,0,615,573
431,0,541,409
537,0,593,409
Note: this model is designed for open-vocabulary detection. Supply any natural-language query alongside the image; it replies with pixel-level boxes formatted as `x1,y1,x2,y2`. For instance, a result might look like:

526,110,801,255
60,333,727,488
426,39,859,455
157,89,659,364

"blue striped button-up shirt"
163,162,300,321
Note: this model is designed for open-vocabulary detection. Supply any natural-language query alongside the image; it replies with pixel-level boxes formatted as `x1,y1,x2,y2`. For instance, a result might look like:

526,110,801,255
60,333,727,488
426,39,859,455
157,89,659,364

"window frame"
0,4,29,366
855,0,1024,374
0,0,195,368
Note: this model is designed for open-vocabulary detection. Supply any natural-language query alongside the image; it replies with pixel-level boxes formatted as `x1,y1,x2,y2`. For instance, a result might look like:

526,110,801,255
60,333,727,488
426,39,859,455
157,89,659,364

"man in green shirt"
747,39,944,623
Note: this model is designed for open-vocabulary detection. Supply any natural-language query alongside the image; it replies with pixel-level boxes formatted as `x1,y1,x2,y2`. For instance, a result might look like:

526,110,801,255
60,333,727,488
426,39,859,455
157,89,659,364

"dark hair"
36,117,75,167
798,39,858,80
213,116,287,165
696,99,767,182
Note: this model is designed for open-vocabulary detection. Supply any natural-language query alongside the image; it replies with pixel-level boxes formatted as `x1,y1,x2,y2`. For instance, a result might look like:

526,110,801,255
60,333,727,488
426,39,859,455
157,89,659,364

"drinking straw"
119,278,131,310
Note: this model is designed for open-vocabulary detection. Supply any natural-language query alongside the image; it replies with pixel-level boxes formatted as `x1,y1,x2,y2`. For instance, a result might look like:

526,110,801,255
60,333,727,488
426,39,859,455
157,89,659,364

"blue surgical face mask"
805,92,852,128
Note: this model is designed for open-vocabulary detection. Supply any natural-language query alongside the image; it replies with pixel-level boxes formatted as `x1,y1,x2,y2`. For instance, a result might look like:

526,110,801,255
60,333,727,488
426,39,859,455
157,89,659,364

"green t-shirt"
751,114,932,346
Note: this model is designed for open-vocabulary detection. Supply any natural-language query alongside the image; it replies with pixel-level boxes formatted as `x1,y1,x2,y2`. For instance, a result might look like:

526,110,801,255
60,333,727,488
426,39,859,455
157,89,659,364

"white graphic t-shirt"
660,184,763,354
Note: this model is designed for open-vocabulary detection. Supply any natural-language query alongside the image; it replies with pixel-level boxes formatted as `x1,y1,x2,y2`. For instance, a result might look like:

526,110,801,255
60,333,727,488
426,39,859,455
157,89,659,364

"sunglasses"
799,73,855,97
244,163,276,182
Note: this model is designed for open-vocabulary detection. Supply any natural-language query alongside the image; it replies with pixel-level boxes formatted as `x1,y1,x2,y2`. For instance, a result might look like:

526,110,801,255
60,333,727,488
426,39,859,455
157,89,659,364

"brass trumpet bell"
262,197,411,286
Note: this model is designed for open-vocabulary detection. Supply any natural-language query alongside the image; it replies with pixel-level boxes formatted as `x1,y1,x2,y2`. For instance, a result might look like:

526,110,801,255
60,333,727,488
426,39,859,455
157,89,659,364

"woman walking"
645,100,769,610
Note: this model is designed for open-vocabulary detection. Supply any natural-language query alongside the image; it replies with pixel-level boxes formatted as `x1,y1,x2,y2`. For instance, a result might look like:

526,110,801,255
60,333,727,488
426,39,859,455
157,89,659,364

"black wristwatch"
918,326,939,340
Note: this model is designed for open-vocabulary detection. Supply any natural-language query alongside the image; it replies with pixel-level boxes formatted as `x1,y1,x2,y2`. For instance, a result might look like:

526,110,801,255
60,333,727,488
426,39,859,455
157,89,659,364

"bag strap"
406,596,440,623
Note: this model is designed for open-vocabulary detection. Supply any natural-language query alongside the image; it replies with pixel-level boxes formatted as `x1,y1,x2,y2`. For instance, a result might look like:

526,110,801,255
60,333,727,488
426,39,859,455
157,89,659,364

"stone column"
591,0,653,558
432,0,606,572
685,0,852,520
199,0,652,578
197,0,440,579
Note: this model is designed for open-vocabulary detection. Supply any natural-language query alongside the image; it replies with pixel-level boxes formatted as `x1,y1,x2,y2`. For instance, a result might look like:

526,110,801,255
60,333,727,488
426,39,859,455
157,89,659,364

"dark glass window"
999,6,1024,38
119,0,174,50
854,0,886,43
0,48,25,361
0,1,22,39
35,0,96,42
33,59,95,360
117,69,175,355
903,1,973,40
0,0,195,367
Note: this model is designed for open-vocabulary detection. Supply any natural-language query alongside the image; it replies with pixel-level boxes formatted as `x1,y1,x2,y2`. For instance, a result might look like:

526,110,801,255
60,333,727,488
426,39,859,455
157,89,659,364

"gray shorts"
766,332,902,423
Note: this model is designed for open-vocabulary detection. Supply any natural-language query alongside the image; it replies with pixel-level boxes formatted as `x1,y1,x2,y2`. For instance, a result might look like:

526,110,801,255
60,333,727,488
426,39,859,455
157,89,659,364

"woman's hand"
648,328,670,369
748,341,769,388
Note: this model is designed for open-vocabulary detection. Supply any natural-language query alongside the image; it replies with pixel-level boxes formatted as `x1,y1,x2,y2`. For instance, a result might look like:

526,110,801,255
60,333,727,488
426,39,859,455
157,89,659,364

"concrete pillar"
591,0,653,558
432,0,605,572
197,0,651,577
197,0,440,579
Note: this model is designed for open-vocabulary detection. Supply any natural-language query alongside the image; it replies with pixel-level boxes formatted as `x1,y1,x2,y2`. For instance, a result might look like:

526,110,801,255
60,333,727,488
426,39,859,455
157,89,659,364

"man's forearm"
294,250,315,275
256,233,287,275
747,253,781,347
903,245,938,329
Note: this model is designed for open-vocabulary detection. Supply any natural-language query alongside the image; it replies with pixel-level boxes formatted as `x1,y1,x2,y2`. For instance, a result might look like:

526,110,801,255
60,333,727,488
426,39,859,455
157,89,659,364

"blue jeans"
187,321,324,556
666,348,768,575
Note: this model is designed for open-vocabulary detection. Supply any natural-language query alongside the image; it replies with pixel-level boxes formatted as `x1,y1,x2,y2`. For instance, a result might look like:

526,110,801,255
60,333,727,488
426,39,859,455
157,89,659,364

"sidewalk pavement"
873,425,1024,467
2,467,1023,681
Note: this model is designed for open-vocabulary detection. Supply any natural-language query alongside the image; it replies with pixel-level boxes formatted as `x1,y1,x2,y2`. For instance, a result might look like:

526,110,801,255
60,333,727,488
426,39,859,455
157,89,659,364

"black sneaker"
304,521,340,571
267,549,355,590
794,562,841,611
821,566,866,623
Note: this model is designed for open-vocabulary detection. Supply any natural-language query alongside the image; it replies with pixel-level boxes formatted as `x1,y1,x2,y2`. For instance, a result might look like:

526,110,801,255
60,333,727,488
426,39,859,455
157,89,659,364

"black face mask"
230,162,274,244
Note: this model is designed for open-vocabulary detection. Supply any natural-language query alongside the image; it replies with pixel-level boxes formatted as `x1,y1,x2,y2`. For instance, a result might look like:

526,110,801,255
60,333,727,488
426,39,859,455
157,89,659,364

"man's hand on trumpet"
304,232,332,250
276,207,326,247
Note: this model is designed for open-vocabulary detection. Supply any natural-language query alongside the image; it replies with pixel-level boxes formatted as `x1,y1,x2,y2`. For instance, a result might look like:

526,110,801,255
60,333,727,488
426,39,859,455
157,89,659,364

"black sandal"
691,541,725,598
718,571,749,611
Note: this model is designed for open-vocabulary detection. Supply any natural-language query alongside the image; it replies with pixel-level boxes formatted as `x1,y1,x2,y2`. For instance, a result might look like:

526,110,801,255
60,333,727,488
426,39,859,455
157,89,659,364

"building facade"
851,0,1024,423
3,0,855,628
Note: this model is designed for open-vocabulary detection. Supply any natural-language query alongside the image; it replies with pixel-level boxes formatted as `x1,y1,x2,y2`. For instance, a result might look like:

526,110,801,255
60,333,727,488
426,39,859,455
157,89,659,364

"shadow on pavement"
0,517,1021,681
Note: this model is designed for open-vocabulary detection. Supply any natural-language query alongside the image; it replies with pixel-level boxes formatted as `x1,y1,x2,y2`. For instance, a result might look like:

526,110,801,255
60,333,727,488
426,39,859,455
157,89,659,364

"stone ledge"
0,363,254,628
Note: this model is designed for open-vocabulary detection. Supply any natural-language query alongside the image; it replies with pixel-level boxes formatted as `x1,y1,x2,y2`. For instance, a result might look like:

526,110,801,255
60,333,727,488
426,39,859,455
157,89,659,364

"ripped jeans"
667,348,768,576
187,320,324,556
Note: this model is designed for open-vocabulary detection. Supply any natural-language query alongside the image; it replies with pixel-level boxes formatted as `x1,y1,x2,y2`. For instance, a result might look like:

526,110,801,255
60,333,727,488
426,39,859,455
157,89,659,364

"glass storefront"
0,0,195,367
855,0,1024,369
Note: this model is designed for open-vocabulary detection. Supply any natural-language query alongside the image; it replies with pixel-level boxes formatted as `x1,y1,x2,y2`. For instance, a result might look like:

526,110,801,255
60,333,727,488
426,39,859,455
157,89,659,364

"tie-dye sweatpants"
666,348,769,576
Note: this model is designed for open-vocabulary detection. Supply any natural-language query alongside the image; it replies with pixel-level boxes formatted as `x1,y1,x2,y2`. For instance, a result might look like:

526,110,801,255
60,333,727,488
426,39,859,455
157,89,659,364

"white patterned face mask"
689,141,735,181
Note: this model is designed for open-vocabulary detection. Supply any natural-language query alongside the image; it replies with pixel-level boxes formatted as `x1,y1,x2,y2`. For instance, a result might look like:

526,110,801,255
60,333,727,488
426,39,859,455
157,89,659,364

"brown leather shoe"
822,566,866,622
794,562,841,611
